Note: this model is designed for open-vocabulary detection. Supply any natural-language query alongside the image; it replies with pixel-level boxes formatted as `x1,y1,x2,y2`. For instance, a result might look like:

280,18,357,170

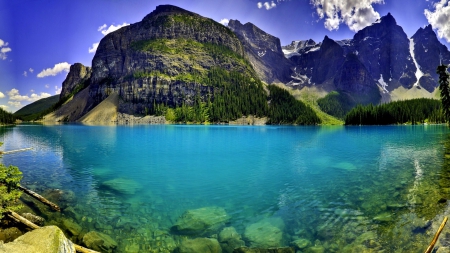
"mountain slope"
14,95,60,121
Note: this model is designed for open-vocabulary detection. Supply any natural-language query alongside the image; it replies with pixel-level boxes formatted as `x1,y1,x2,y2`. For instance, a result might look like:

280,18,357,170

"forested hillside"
344,98,444,125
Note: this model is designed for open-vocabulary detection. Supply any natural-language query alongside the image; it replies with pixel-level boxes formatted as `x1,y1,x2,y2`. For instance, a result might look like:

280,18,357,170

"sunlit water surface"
2,124,450,252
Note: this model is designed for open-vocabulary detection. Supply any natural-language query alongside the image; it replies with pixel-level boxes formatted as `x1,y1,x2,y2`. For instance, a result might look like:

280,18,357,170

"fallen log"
424,216,448,253
7,210,100,253
19,185,61,212
0,147,32,155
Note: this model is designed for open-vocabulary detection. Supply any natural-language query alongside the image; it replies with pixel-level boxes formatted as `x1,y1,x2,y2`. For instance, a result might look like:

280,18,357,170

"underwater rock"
0,226,75,253
175,238,222,253
101,178,142,195
373,212,393,223
82,231,118,253
20,213,45,226
171,206,230,235
290,238,311,249
219,227,241,242
304,245,325,253
62,219,82,236
233,247,295,253
243,217,284,248
332,162,357,171
0,227,23,243
219,227,245,253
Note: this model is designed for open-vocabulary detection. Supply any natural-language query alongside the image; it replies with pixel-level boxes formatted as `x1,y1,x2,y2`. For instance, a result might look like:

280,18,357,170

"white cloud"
45,84,50,88
37,62,71,78
89,23,130,54
219,18,230,26
88,42,99,54
0,105,8,110
8,88,51,102
310,0,384,32
425,0,450,43
0,92,4,98
8,101,21,108
257,1,277,10
29,68,34,73
30,89,35,93
54,86,62,95
0,39,11,60
100,23,129,36
23,71,27,77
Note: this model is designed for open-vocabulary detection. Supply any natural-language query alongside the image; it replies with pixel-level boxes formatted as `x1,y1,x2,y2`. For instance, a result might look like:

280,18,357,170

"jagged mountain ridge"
280,13,450,99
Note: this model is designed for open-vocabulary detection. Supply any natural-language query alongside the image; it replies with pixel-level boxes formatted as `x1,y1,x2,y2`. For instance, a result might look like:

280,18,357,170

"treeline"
344,98,445,125
149,70,321,124
317,91,355,119
0,108,15,125
267,85,321,125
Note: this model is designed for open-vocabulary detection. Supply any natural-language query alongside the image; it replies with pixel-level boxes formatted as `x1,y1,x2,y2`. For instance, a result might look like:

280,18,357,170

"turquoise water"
1,124,450,252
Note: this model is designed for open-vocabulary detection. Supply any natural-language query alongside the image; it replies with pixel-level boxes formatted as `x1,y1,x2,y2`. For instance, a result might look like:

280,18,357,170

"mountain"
13,95,60,121
228,20,293,84
41,5,320,125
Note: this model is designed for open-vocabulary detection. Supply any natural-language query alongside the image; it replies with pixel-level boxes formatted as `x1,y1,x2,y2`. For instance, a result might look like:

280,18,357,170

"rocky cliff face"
87,4,251,115
60,63,91,100
228,20,293,84
411,25,450,92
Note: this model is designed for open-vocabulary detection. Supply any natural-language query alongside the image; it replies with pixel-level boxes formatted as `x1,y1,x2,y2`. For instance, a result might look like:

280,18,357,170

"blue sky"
0,0,449,112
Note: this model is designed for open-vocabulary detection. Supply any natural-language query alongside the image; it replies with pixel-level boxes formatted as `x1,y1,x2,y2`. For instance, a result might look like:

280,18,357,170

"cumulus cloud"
8,101,21,108
89,42,100,54
310,0,384,32
37,62,71,78
54,86,62,95
0,92,4,98
0,39,11,60
8,88,51,102
29,68,34,73
425,0,450,43
219,18,230,26
258,1,277,10
89,23,130,53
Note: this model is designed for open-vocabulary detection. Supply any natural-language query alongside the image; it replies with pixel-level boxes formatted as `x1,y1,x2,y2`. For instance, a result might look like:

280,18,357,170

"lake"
1,124,450,252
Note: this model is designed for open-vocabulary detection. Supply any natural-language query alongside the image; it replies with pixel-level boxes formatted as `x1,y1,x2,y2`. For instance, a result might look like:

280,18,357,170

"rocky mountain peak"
142,5,195,21
380,12,396,25
60,63,91,100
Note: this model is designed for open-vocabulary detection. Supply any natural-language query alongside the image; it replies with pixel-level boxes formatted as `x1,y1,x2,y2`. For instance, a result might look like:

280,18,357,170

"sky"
0,0,449,112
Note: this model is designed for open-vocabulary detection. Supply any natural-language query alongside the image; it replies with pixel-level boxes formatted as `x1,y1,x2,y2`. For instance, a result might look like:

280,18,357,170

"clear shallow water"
2,124,450,252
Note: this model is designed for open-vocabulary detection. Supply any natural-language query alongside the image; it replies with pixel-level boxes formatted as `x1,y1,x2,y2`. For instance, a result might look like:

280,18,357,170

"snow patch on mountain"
378,74,389,93
409,38,424,87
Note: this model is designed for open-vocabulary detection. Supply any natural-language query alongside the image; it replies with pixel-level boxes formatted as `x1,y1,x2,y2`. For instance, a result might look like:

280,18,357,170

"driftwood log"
424,216,448,253
18,185,61,211
0,147,32,155
7,210,100,253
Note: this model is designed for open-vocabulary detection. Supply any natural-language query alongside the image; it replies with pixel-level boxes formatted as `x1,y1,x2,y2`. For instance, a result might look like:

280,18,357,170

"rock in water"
82,231,118,253
171,206,230,235
101,178,142,195
219,227,245,253
0,226,75,253
175,238,222,253
243,217,284,248
233,247,295,253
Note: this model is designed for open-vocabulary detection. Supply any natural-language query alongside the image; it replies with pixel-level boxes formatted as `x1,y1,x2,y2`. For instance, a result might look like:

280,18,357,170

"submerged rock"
233,247,295,253
0,226,75,253
82,231,118,253
175,238,222,253
101,178,142,195
20,213,45,226
219,227,245,253
373,212,393,223
0,227,23,243
290,238,311,249
171,206,230,235
243,217,284,248
62,219,83,236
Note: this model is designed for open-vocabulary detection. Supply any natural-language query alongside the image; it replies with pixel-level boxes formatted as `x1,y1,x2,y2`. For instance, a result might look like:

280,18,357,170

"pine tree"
438,64,450,124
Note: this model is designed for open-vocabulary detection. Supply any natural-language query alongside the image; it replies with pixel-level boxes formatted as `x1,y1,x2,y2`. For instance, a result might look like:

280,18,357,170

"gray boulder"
0,226,75,253
171,206,230,235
